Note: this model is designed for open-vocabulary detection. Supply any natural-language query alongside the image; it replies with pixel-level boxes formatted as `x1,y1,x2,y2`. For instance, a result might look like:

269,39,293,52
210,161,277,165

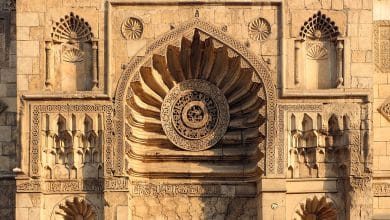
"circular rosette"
161,80,229,151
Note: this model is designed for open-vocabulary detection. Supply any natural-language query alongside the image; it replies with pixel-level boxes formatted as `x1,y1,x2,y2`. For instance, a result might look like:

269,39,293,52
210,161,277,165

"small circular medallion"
161,80,229,151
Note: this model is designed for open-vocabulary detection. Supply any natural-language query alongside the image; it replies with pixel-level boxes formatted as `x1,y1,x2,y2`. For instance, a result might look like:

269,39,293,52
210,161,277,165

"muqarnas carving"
46,12,98,91
248,17,271,41
125,29,266,178
294,196,338,220
121,17,143,40
42,113,103,179
294,11,344,89
288,113,350,178
52,197,97,220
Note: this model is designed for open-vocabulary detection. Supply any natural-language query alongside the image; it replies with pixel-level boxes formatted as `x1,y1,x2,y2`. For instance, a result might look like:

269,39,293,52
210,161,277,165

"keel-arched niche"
114,19,277,178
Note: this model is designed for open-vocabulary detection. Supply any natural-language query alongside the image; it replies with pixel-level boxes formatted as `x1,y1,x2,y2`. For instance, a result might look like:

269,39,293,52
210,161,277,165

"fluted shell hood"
126,29,266,152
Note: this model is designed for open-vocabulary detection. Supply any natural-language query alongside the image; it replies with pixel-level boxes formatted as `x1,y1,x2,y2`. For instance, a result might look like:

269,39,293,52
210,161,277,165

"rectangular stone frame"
26,103,114,178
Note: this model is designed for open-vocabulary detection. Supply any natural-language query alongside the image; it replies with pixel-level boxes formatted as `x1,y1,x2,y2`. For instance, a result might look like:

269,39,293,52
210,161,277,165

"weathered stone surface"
0,0,388,219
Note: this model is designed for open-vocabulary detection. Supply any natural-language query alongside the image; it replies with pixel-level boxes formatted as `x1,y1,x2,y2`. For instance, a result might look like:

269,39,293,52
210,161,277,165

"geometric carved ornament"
127,29,265,151
121,17,143,40
300,11,339,41
374,21,390,73
248,17,271,41
52,12,93,43
379,97,390,122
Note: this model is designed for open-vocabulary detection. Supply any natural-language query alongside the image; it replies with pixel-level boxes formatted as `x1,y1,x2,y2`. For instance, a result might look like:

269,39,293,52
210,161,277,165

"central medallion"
161,79,229,151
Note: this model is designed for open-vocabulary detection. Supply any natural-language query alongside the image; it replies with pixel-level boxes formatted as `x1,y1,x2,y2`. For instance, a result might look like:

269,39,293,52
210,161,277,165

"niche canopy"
127,29,265,151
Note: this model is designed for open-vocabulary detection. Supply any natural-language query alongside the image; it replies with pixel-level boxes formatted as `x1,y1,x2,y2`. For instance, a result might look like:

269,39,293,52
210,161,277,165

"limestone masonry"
0,0,389,219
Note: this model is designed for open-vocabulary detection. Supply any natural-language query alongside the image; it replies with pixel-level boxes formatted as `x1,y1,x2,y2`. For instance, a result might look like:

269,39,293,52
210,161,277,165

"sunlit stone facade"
0,0,389,219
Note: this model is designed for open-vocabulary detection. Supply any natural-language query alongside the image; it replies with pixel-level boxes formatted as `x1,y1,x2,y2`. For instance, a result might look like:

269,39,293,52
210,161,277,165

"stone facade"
0,0,388,219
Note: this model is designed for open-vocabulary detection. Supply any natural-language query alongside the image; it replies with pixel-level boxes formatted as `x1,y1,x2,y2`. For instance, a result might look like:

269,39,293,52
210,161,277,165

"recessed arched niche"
293,11,344,90
45,12,99,92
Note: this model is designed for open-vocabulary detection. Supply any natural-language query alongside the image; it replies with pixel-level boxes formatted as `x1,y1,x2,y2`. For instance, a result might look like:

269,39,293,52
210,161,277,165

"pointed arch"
114,19,277,175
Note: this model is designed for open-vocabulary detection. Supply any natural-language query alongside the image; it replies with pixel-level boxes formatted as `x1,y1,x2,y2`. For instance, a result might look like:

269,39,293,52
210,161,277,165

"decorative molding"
16,178,129,193
130,182,221,197
115,18,277,175
374,20,390,73
248,17,271,41
373,182,390,196
121,17,144,40
104,177,129,191
45,179,104,193
29,104,114,177
16,180,41,192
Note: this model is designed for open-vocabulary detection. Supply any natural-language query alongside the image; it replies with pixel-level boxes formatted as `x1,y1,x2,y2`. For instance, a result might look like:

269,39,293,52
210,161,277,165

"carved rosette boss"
127,29,265,151
121,17,143,40
248,17,271,41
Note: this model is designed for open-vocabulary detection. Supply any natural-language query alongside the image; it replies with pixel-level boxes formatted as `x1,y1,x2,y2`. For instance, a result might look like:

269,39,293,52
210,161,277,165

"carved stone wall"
373,3,390,218
3,0,387,219
0,0,16,219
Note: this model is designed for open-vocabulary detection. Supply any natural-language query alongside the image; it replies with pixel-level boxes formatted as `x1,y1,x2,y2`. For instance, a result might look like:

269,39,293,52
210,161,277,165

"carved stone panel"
47,13,98,91
379,97,390,121
374,21,390,73
293,11,344,89
28,104,113,178
280,103,367,177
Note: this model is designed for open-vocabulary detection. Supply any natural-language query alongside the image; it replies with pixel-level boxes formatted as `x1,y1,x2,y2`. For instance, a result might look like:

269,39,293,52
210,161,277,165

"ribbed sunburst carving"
306,43,328,60
126,29,266,152
296,196,337,220
62,47,85,62
300,11,339,40
52,12,93,43
58,197,97,220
